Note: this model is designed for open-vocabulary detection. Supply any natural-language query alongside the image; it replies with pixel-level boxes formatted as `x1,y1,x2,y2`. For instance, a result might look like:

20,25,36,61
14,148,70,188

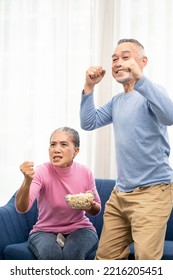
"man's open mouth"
115,69,124,74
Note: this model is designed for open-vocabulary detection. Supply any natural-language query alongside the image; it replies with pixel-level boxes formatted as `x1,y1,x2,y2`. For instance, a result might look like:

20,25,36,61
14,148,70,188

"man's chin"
116,77,131,84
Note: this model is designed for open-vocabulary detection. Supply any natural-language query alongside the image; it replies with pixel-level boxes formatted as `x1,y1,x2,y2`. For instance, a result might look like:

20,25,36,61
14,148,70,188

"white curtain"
0,0,173,205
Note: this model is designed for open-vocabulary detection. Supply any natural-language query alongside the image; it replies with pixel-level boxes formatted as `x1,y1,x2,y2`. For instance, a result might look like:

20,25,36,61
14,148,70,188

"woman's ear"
73,147,80,158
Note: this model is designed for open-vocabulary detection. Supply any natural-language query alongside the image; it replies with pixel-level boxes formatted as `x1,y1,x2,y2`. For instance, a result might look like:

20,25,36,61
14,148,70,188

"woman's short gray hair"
50,127,80,147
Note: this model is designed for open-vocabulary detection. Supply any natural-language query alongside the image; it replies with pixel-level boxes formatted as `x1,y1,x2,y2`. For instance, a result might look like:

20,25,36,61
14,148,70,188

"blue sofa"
0,178,173,260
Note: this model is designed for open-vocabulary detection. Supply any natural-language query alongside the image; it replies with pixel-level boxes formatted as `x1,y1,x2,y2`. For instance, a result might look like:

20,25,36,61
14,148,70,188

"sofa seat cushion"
4,241,36,260
162,241,173,260
4,241,97,260
128,241,173,260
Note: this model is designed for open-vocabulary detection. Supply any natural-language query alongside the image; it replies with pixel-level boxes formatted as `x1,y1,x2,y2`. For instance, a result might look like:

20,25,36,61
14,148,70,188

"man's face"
49,131,79,168
112,42,144,84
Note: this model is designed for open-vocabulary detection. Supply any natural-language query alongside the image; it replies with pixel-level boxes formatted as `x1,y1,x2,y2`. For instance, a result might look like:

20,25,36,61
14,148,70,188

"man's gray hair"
118,38,145,57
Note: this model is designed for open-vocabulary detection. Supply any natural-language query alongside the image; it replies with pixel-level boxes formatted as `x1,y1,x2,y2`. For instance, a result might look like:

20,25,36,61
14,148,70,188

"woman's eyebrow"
50,140,56,144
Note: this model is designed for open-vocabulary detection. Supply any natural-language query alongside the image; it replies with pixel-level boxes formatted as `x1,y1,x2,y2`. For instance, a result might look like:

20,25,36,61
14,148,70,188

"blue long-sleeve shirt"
80,76,173,192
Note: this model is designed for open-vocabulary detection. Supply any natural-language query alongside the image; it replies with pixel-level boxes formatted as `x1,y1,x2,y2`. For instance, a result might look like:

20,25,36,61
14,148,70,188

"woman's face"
49,131,79,168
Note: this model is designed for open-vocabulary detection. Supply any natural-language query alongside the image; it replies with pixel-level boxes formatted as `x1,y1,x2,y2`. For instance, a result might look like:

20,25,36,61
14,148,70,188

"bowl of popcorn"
65,192,94,209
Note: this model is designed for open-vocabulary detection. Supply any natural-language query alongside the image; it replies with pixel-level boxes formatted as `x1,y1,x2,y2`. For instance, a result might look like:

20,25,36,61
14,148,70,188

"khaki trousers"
95,183,173,260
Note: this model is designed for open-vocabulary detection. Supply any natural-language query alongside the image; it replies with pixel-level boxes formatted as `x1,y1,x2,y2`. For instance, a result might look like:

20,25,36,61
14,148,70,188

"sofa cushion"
162,241,173,260
4,240,97,260
4,241,36,260
128,241,173,260
165,208,173,241
86,179,115,238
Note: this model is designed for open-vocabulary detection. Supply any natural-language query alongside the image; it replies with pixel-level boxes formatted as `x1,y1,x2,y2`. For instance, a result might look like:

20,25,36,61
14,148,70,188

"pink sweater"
26,162,101,234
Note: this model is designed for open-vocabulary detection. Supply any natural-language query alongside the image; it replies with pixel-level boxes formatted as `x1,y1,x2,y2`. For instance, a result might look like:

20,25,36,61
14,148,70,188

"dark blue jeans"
28,228,98,260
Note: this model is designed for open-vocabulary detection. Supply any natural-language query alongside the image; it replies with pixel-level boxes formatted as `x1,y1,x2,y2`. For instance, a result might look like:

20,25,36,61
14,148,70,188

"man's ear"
141,56,148,68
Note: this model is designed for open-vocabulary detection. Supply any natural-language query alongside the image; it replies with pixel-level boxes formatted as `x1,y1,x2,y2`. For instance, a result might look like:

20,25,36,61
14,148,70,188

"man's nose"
115,58,123,67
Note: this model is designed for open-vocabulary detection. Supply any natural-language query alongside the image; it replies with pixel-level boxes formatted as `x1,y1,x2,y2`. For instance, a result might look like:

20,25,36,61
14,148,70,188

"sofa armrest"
0,193,38,259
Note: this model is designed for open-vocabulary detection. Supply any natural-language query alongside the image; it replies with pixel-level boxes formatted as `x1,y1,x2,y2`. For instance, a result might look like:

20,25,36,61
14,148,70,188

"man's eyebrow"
112,50,131,58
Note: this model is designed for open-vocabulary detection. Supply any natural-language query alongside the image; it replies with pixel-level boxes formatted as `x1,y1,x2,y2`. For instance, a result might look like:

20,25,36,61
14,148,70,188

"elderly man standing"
80,38,173,260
